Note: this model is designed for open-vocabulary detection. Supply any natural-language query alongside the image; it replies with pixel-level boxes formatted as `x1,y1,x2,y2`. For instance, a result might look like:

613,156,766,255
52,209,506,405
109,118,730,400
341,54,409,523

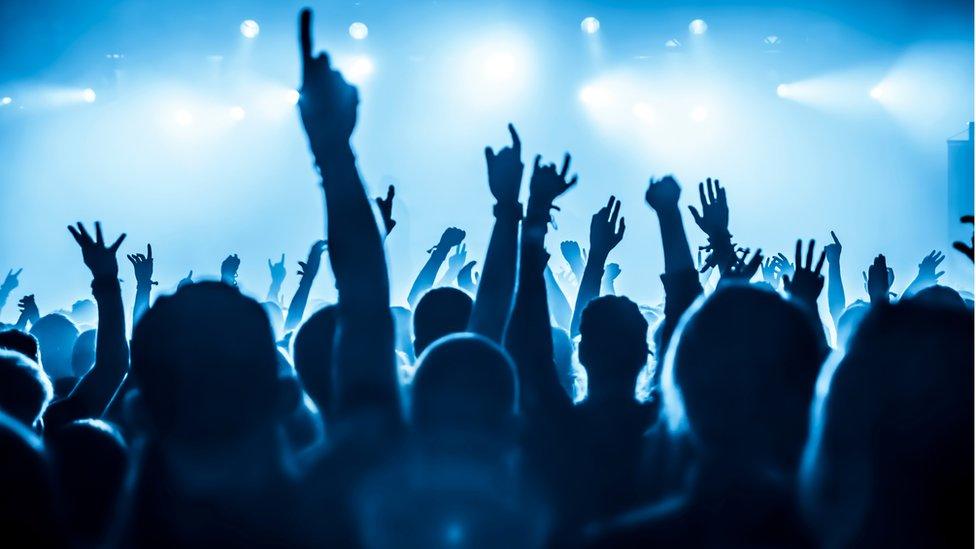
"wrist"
493,201,524,221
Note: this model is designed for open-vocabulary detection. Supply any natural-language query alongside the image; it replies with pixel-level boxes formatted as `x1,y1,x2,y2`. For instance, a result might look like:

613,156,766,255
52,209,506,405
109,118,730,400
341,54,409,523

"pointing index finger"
300,9,313,67
507,123,521,153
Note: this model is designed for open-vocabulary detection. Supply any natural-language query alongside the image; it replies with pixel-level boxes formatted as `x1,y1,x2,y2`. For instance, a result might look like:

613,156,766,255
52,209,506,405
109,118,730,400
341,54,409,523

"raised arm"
783,239,827,312
601,263,620,296
220,254,240,287
570,197,625,337
14,294,39,331
824,231,845,324
45,222,129,427
127,244,156,326
375,184,397,238
436,244,468,288
267,253,287,304
298,9,396,419
0,268,21,319
903,250,946,298
284,240,327,331
407,227,465,307
688,178,736,275
468,124,523,341
505,153,577,418
543,264,573,331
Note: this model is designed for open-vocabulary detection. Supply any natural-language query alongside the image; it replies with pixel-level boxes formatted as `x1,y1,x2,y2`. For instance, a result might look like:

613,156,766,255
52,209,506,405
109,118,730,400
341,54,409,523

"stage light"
229,106,246,121
689,19,708,35
869,84,885,100
82,88,96,103
690,105,708,122
632,102,653,123
579,84,612,108
665,38,681,49
581,17,600,35
175,109,193,126
1,97,11,106
776,84,789,97
482,52,516,82
349,22,368,40
240,20,260,39
285,89,300,105
344,56,375,84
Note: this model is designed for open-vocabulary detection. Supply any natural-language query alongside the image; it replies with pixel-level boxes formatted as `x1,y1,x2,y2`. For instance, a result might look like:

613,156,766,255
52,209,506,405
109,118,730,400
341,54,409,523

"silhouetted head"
293,305,337,416
0,328,39,362
130,282,281,445
836,301,869,351
47,419,128,543
0,412,62,545
413,288,473,356
908,285,966,310
662,283,824,473
0,350,53,428
411,334,517,439
70,299,97,327
30,313,79,379
578,295,649,403
71,329,96,378
801,300,973,547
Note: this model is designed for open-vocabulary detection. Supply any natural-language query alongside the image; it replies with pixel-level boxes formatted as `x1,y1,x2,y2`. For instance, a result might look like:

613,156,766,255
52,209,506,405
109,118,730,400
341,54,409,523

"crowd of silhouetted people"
0,9,973,548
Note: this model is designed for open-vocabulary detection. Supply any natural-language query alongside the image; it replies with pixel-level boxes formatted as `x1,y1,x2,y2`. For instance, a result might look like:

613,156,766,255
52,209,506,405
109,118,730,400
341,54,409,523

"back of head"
908,285,966,310
836,301,869,351
0,350,53,428
0,411,63,545
130,282,280,444
664,283,824,471
71,329,97,377
0,328,39,362
413,288,473,356
802,300,973,547
578,295,649,401
70,299,97,327
292,305,338,416
47,419,129,542
411,333,517,439
30,313,79,379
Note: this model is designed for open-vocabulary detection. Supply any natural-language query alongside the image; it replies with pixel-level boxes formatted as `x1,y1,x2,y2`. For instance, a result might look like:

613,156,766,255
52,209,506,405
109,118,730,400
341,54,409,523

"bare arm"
571,197,625,337
284,241,327,331
824,231,846,325
407,228,464,308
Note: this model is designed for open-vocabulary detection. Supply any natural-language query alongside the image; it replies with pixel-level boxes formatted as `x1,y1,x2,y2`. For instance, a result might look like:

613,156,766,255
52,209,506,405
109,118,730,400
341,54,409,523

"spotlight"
175,109,193,126
579,84,612,107
690,105,708,122
344,56,375,84
665,38,681,49
869,84,885,100
1,97,12,106
632,102,653,123
776,84,789,97
82,88,96,103
285,89,300,105
240,19,260,39
580,17,600,35
349,22,369,40
229,106,246,121
763,35,780,46
482,52,516,82
689,19,708,35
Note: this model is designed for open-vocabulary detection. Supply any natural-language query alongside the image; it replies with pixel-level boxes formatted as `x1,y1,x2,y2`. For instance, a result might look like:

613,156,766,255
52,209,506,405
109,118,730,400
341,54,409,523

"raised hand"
688,177,729,238
865,254,891,303
560,241,586,281
221,254,241,285
725,248,763,281
447,244,468,272
18,294,38,321
458,260,479,293
589,196,626,259
298,9,358,155
761,257,781,288
783,239,826,305
953,215,974,261
127,244,156,287
605,262,621,281
485,124,524,206
824,231,842,264
644,175,681,212
437,227,466,251
771,253,795,280
528,153,578,220
67,222,126,279
268,254,287,284
917,250,946,283
1,268,21,293
375,185,396,236
178,270,194,289
298,240,328,278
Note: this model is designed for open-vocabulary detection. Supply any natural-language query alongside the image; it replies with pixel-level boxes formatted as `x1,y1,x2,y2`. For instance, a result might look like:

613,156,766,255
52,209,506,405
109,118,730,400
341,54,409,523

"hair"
30,313,79,379
661,283,825,471
292,305,338,417
412,288,473,356
411,333,517,438
69,299,97,327
578,295,649,400
908,285,966,310
71,329,97,377
0,350,54,428
130,282,281,444
836,301,870,351
0,328,39,362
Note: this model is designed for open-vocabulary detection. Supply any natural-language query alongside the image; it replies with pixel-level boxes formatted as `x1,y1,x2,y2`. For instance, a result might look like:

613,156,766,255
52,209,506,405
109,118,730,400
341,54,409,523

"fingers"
830,230,840,245
814,249,826,274
127,254,137,265
609,197,620,225
688,205,703,225
484,146,495,163
13,268,22,276
559,153,571,179
386,185,395,201
76,222,92,244
616,217,626,239
300,9,313,67
508,123,520,153
794,239,802,269
934,270,945,279
109,233,127,253
806,239,815,269
147,243,153,260
67,225,83,246
715,180,726,204
95,221,104,246
706,178,716,204
532,154,541,173
698,182,707,208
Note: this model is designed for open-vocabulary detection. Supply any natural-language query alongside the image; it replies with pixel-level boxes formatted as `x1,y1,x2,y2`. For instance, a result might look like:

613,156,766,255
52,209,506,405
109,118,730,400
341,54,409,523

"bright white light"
349,22,368,40
240,20,260,39
229,106,246,121
869,85,885,100
690,105,708,122
1,97,11,106
764,35,781,46
174,109,194,126
632,102,653,123
82,88,96,103
482,52,516,82
285,89,300,105
344,56,375,84
776,84,789,97
689,19,708,35
579,85,612,107
581,17,600,34
665,38,681,49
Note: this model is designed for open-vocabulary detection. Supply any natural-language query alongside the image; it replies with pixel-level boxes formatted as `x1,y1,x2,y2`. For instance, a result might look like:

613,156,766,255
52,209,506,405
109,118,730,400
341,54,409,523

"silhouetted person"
0,327,39,361
70,328,96,377
0,350,53,429
30,313,79,379
413,287,473,356
292,305,337,421
0,411,65,546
